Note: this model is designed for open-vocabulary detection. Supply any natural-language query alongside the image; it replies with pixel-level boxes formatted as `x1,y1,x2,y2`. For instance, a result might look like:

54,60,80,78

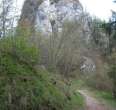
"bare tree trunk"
2,0,6,37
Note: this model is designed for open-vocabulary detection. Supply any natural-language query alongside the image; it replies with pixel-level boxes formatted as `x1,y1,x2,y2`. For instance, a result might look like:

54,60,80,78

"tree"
105,1,116,98
89,18,110,55
108,52,116,98
0,0,19,37
0,0,13,37
38,16,91,75
102,2,116,53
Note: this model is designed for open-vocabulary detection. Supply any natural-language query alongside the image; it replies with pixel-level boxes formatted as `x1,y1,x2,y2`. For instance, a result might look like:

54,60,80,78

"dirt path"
78,90,113,110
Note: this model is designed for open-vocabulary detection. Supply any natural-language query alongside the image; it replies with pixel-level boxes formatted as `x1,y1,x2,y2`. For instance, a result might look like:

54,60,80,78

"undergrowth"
0,36,84,110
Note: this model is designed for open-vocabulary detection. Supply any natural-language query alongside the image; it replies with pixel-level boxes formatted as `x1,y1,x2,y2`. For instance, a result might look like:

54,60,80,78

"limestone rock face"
81,56,96,73
19,0,43,28
20,0,96,73
35,0,83,33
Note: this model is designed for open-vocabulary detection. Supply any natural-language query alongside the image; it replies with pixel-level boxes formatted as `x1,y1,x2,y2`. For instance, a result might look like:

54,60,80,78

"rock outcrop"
20,0,89,35
19,0,43,29
35,0,83,33
20,0,96,73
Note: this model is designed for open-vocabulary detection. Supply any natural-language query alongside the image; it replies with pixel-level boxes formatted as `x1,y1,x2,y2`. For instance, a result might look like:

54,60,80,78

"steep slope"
0,36,85,110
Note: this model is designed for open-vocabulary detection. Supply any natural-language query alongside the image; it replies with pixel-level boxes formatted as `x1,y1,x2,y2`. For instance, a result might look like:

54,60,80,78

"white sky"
1,0,116,21
80,0,116,21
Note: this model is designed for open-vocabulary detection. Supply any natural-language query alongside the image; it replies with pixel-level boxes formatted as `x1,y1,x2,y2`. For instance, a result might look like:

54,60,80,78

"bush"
0,36,66,110
0,37,82,110
108,65,116,98
107,52,116,99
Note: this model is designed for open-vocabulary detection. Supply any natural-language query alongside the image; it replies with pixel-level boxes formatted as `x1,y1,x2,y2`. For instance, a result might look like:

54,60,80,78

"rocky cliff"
20,0,89,35
35,0,83,33
20,0,96,73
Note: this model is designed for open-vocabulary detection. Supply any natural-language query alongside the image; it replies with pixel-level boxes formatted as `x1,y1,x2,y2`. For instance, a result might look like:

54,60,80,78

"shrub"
0,36,66,110
107,52,116,98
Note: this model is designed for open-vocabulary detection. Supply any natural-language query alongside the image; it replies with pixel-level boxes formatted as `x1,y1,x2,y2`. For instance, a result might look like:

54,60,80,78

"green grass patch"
64,92,85,110
63,79,85,110
71,79,86,90
94,90,116,107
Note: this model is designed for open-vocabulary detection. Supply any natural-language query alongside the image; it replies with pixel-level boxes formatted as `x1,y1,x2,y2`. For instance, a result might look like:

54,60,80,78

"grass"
63,79,85,110
64,91,85,110
70,79,86,91
83,85,116,109
71,92,84,109
70,78,116,109
93,90,116,108
48,74,85,110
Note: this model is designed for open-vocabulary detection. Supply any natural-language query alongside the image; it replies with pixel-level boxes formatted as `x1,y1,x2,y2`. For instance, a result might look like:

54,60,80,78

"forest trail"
78,90,114,110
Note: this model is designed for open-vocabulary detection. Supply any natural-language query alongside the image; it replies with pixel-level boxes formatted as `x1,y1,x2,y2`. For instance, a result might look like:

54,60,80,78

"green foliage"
108,68,116,98
0,36,85,110
107,52,116,98
64,92,84,110
108,65,116,80
85,73,112,91
0,36,39,76
93,90,116,108
0,36,67,110
90,18,110,55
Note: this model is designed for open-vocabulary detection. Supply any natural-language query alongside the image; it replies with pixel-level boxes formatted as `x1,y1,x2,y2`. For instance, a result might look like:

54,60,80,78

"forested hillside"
0,0,116,110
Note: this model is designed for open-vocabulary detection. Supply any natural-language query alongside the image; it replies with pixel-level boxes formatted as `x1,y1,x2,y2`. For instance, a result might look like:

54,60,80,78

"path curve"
78,90,111,110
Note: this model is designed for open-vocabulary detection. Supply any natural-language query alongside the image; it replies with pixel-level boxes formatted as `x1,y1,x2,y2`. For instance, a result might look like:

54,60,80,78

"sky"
1,0,116,21
80,0,116,21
